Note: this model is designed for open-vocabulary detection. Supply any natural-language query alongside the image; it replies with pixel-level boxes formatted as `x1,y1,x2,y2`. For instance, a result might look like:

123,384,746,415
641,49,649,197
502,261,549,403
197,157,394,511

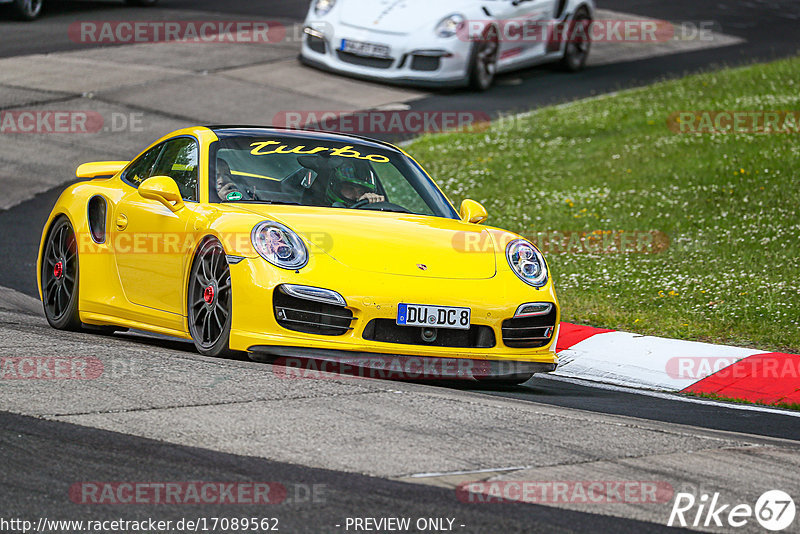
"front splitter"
249,345,556,381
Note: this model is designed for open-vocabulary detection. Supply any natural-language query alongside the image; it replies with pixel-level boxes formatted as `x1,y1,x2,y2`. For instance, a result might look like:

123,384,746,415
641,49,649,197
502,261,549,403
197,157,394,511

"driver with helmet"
326,160,385,207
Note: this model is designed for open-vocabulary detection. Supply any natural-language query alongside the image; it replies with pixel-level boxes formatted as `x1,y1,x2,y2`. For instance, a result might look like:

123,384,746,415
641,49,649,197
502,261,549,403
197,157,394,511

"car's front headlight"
314,0,336,16
251,221,308,270
435,13,465,38
506,239,548,287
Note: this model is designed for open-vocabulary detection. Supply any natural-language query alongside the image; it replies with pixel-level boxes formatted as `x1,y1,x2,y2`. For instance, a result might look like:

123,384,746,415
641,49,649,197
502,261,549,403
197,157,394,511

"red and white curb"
554,323,800,407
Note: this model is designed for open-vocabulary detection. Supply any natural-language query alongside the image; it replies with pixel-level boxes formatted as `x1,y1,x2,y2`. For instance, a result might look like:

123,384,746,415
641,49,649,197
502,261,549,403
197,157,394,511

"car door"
113,137,201,320
493,0,555,66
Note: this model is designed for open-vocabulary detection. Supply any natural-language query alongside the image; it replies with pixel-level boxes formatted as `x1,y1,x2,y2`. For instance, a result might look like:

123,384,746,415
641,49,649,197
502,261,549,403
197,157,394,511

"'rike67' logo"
668,490,796,531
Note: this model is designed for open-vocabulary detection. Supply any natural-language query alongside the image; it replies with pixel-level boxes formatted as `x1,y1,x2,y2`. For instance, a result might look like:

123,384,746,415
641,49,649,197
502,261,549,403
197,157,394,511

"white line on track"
407,466,530,478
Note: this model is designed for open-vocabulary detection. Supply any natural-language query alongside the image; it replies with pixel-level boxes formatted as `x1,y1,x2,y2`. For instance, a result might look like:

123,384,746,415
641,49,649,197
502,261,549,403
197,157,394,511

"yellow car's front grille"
361,319,495,349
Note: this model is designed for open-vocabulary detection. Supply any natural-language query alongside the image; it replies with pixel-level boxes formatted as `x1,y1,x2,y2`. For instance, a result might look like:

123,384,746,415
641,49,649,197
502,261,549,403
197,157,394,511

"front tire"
559,8,592,72
468,25,499,91
475,373,535,387
41,217,81,331
11,0,43,21
123,0,159,5
188,238,235,357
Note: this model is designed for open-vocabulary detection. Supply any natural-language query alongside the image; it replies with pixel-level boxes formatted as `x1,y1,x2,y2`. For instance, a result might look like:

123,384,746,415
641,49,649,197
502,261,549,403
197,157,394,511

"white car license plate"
340,39,391,58
397,303,471,330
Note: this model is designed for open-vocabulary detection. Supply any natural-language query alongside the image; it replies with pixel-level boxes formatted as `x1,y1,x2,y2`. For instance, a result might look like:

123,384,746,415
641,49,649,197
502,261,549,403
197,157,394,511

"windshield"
209,135,457,218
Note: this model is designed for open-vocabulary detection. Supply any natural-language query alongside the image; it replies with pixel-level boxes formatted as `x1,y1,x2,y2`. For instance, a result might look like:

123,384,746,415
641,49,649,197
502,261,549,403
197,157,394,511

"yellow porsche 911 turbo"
38,126,560,383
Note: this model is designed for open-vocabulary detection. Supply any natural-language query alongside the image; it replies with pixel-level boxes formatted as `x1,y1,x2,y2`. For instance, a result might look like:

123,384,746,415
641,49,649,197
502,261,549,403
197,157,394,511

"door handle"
116,213,128,231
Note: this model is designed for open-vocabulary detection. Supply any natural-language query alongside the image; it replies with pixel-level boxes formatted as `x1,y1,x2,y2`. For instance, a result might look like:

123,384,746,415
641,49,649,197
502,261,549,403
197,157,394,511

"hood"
338,0,478,34
230,205,496,279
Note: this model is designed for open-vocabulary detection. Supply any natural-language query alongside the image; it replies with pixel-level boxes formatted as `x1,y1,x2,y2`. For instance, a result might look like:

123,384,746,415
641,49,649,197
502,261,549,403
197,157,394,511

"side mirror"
76,161,129,179
138,176,184,212
460,199,488,224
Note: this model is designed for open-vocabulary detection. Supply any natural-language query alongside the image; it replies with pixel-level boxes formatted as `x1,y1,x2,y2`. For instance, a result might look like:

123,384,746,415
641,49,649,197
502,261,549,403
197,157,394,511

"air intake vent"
273,286,354,336
306,34,326,54
362,319,495,348
501,305,557,348
410,55,440,71
87,195,106,244
336,50,393,69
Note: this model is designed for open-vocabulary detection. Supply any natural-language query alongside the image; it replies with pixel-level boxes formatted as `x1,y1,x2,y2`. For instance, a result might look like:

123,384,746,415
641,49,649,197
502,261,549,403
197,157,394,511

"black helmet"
326,160,377,206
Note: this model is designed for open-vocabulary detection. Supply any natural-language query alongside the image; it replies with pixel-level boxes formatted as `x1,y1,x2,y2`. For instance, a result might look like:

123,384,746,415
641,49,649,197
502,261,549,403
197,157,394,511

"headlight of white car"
314,0,336,16
506,239,548,287
251,221,308,270
435,14,465,38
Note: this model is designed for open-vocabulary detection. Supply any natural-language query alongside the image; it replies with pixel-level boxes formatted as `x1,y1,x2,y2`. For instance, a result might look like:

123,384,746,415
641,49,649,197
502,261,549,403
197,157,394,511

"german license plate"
397,303,471,330
340,39,391,58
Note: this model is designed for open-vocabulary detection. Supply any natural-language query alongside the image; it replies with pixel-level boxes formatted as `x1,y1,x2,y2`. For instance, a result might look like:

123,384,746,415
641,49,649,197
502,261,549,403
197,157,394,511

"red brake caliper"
54,261,63,279
203,285,215,304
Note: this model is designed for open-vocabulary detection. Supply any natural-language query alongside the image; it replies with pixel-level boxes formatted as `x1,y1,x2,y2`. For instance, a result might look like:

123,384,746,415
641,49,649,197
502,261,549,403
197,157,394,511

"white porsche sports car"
300,0,594,90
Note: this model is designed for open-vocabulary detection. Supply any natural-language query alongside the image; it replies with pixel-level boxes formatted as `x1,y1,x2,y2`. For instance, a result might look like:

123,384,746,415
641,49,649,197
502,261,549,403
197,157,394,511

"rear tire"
559,8,591,72
41,217,81,331
123,0,158,5
187,238,236,358
11,0,43,21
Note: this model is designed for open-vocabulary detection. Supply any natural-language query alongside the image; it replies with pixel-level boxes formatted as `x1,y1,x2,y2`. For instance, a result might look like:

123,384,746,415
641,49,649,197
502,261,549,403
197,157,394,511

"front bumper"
227,253,560,368
299,22,473,87
251,346,556,380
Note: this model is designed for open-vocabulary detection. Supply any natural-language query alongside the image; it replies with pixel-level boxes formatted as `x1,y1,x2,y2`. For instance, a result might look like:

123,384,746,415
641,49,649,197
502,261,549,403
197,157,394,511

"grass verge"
406,56,800,353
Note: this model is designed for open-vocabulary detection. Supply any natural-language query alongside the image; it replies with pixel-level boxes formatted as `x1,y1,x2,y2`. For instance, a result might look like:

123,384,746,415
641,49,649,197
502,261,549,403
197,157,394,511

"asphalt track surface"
1,412,694,534
0,0,311,58
3,0,797,116
1,1,799,532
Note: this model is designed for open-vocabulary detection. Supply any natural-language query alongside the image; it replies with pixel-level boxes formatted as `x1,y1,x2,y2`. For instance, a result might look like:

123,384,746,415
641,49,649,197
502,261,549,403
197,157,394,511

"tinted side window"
152,138,199,201
124,144,162,187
